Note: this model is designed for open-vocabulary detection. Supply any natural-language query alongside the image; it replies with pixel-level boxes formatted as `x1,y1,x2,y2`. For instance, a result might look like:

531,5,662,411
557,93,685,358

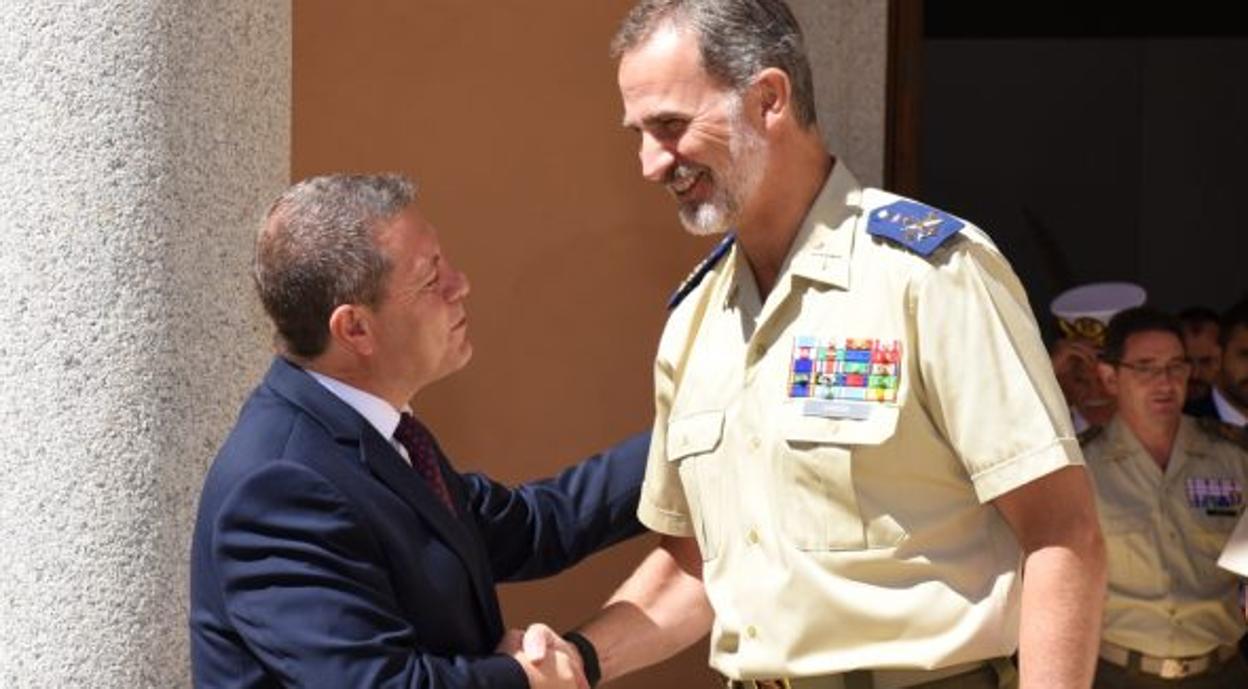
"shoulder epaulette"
1078,424,1105,447
668,234,735,310
1196,416,1248,453
866,199,964,257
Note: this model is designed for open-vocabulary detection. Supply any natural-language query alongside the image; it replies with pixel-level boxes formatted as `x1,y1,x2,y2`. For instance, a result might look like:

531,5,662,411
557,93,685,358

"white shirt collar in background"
1212,387,1247,427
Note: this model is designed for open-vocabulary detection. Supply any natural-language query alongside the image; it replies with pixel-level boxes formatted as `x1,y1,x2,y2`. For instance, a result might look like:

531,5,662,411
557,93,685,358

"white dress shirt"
1212,387,1247,428
307,370,412,465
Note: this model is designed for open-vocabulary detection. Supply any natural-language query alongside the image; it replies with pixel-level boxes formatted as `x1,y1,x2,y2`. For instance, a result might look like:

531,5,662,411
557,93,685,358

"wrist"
561,630,601,688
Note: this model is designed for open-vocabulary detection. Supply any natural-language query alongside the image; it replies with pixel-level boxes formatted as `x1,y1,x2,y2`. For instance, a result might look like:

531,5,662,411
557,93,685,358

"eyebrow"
621,110,686,130
1124,354,1184,363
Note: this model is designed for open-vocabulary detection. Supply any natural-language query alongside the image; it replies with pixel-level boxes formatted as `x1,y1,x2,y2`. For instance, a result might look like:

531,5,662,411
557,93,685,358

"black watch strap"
561,631,601,688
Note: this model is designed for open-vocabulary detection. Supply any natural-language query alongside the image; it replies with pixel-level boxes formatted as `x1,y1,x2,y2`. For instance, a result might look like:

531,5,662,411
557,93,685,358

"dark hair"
1101,307,1185,364
1178,306,1220,334
254,174,415,358
611,0,818,128
1221,297,1248,348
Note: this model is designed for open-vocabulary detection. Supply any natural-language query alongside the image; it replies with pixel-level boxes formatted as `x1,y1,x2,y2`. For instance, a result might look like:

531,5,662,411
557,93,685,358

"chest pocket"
1100,510,1162,596
1189,508,1243,568
667,411,726,561
1182,475,1245,565
781,406,900,551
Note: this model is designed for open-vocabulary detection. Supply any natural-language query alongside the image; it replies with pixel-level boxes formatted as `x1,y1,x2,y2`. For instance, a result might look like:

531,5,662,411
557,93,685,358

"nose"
441,265,470,302
639,133,675,182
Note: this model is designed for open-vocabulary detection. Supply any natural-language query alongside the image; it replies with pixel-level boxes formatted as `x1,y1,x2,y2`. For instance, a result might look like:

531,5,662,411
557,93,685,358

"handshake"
497,623,597,689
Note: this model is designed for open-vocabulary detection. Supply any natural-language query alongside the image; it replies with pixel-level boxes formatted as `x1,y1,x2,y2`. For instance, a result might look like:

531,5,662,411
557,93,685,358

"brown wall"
294,2,718,686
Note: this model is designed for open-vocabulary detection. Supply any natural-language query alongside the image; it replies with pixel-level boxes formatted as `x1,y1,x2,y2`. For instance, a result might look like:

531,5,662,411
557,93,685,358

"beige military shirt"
1084,416,1248,657
638,162,1082,679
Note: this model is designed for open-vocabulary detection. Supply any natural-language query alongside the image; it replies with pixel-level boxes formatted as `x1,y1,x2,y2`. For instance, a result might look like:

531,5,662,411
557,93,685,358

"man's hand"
498,623,588,689
1050,337,1099,405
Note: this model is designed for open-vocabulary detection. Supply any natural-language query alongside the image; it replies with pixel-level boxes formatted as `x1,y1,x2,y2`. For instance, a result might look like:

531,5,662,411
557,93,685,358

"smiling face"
369,205,472,393
618,25,767,236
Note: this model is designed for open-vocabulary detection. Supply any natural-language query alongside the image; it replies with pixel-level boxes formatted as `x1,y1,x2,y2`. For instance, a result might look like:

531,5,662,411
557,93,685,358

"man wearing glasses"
1082,306,1248,687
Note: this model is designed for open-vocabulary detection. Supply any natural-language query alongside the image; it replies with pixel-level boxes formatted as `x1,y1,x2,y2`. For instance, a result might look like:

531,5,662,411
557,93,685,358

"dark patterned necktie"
393,412,456,514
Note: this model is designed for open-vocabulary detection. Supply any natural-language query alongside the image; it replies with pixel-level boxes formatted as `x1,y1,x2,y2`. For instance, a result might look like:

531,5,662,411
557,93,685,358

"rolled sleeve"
914,241,1083,502
637,499,695,537
638,336,695,537
969,436,1084,502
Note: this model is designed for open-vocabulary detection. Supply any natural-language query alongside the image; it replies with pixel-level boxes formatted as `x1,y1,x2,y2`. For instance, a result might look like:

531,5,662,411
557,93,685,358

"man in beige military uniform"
518,2,1107,689
1082,307,1248,687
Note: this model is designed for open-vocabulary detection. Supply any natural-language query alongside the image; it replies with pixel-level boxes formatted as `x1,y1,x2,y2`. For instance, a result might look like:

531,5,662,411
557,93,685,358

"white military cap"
1050,282,1148,345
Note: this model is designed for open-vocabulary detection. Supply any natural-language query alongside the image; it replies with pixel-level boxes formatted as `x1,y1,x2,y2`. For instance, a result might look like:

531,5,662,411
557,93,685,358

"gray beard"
677,106,767,237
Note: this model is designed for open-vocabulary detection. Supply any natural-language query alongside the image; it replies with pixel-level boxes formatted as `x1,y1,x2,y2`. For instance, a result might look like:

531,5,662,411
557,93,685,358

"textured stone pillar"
0,3,289,686
792,0,890,188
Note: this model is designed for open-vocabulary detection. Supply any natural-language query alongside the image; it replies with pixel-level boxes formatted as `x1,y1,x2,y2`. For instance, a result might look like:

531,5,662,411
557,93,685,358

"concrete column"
792,0,890,188
0,2,289,686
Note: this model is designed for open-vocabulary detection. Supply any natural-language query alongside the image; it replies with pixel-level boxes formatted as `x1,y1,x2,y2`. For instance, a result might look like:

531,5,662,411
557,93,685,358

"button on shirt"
1084,415,1248,657
638,163,1082,678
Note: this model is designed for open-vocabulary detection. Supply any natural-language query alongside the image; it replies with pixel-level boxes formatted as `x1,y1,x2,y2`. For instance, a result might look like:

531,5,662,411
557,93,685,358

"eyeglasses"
1115,359,1193,383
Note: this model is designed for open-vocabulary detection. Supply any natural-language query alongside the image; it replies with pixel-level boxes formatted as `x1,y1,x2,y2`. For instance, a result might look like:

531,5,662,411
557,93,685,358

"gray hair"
254,173,415,358
611,0,818,129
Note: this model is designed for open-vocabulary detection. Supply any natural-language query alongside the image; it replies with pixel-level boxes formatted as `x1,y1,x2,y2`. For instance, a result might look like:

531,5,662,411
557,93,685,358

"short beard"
676,96,767,237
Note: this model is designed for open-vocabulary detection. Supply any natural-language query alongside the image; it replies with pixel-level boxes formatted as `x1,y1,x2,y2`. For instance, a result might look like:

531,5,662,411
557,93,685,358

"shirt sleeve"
912,240,1084,503
464,431,650,582
637,318,696,537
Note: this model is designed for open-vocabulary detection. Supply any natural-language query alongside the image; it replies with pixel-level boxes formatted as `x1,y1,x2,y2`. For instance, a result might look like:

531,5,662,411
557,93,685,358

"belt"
1097,640,1238,680
726,657,1015,689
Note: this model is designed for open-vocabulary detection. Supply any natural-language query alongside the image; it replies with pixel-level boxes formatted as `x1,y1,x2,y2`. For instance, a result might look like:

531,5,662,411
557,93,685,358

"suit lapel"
361,430,504,636
421,431,507,633
263,357,501,632
360,431,476,559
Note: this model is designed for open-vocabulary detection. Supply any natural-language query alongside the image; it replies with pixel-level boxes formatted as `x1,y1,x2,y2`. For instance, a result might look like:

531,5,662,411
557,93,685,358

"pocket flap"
1100,510,1150,535
666,410,725,461
783,404,899,446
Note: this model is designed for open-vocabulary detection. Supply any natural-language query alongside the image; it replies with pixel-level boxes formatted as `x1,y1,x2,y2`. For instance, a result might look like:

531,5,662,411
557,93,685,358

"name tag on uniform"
800,399,873,420
788,336,901,415
1186,477,1244,516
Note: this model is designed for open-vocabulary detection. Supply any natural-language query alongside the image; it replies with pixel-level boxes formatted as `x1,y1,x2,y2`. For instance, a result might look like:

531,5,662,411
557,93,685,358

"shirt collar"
307,370,407,442
1213,387,1248,427
1106,415,1203,473
783,160,864,290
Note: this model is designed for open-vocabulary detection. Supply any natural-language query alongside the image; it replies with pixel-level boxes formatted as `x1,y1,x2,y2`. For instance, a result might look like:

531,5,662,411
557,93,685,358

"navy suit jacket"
190,357,649,688
1184,394,1219,421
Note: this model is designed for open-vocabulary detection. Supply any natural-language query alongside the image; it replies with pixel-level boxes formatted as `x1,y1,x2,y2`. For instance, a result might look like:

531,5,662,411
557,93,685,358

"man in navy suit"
190,174,647,688
1187,300,1248,429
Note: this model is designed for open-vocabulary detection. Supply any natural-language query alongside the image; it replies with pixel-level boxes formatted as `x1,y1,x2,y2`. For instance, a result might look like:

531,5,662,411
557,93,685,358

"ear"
750,68,792,128
1097,361,1119,397
327,303,377,357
